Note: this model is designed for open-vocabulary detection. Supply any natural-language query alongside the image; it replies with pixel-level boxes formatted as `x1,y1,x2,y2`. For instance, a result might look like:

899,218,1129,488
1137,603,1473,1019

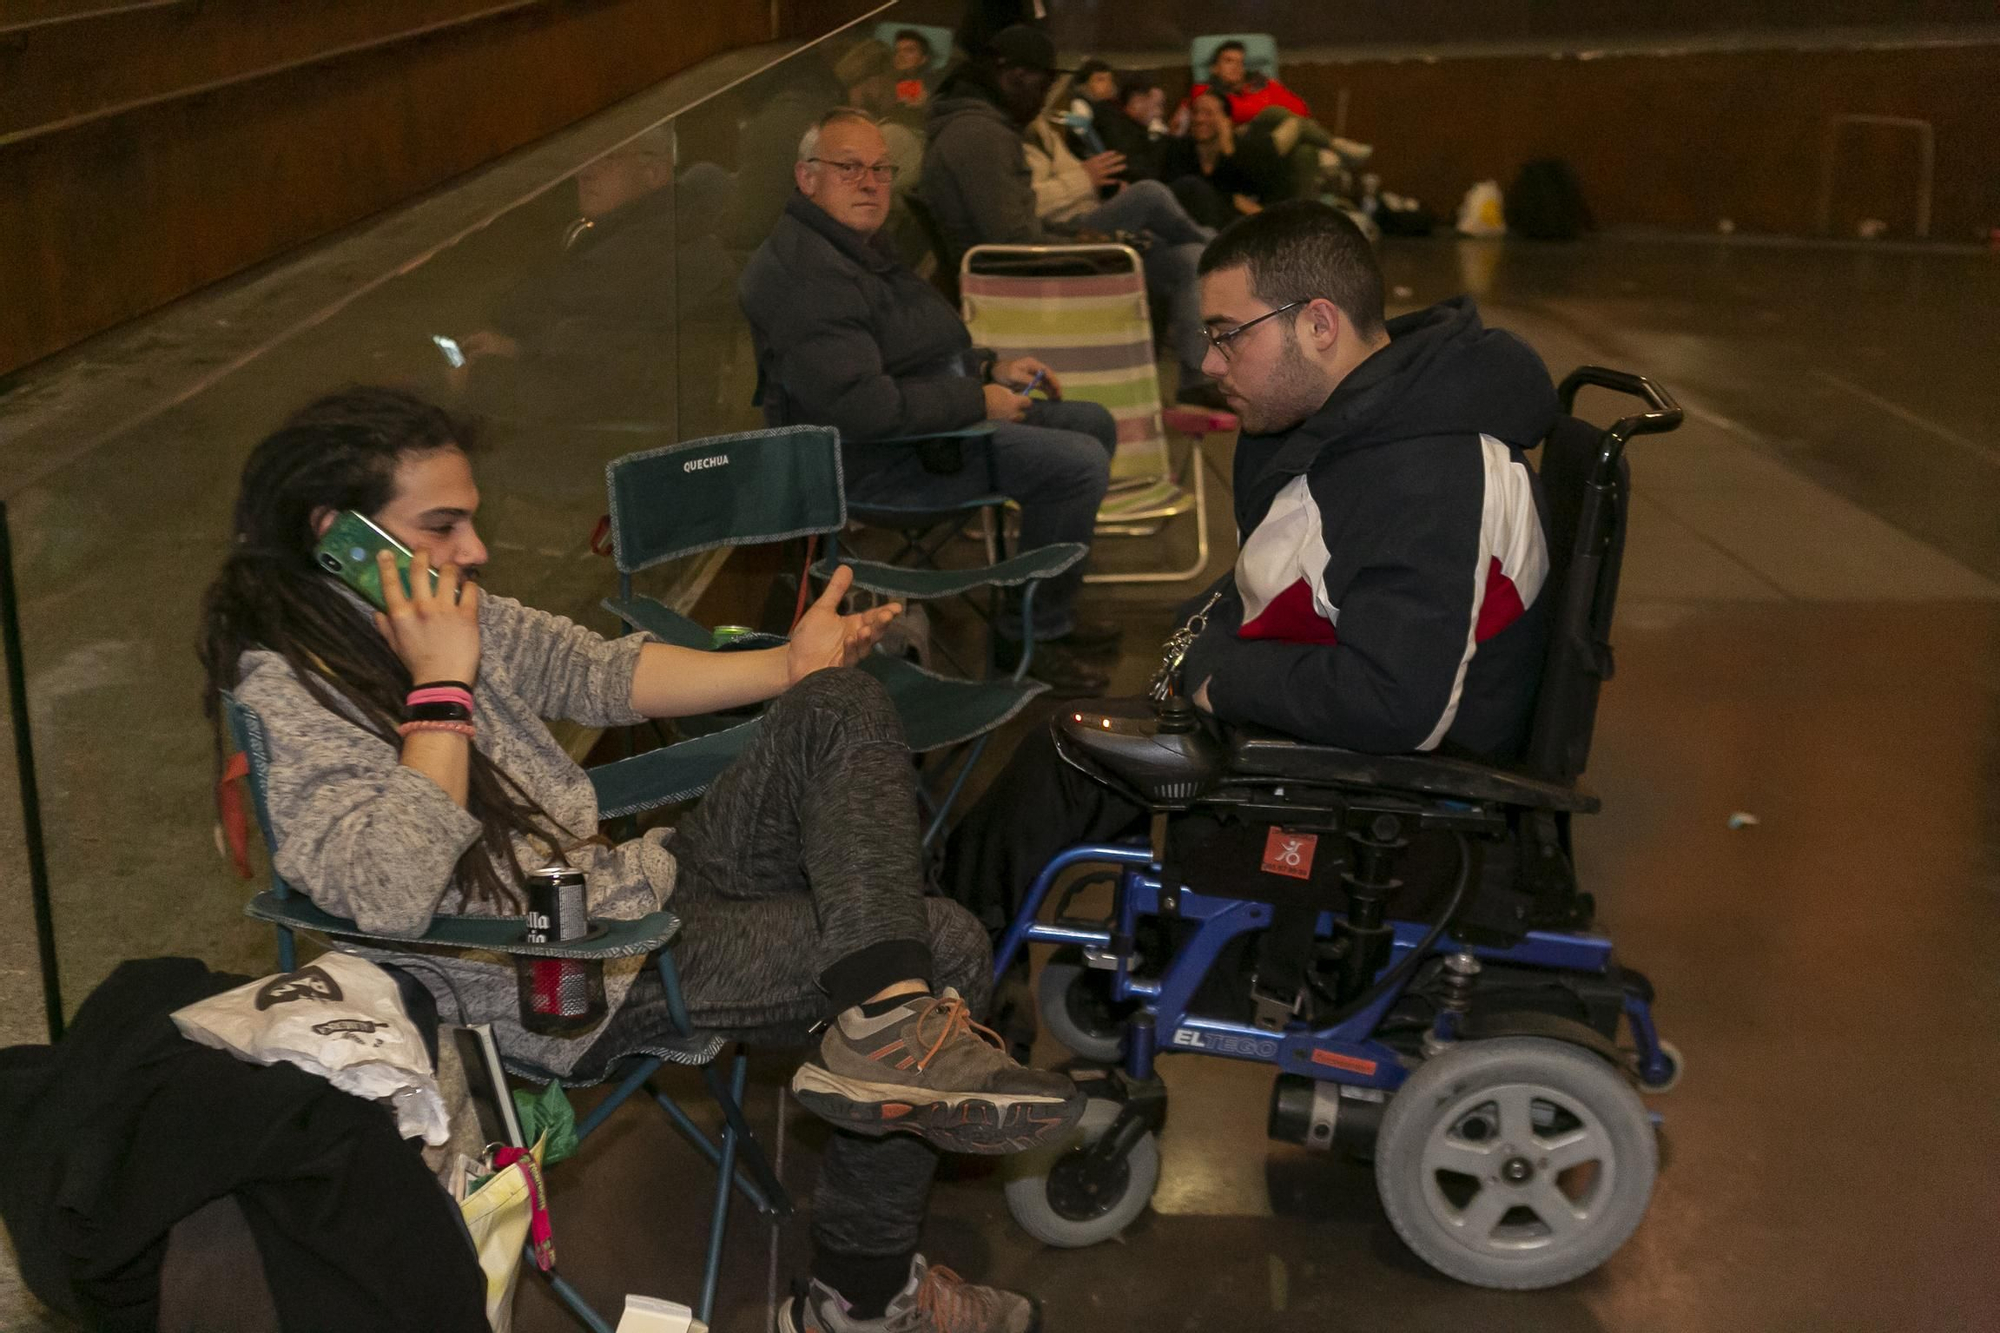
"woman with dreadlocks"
200,385,1075,1332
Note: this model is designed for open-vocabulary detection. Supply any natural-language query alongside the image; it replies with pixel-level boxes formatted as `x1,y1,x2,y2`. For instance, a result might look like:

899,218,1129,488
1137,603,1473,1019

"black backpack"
1507,158,1592,241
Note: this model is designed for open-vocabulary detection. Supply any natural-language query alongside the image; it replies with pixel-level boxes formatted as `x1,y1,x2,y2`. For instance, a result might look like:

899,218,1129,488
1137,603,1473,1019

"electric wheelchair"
990,367,1685,1290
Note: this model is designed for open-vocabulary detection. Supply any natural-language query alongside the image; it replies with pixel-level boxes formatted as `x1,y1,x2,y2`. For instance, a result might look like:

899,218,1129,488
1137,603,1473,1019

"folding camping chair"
840,433,1015,681
959,243,1235,583
222,695,783,1333
748,361,1016,678
599,424,1083,845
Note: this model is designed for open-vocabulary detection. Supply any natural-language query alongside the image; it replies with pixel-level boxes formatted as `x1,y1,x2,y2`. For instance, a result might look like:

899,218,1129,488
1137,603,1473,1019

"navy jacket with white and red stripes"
1180,296,1557,761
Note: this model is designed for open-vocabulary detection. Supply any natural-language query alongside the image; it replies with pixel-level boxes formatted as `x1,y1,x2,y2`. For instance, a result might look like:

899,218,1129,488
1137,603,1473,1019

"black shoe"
1176,370,1231,412
994,636,1109,697
1057,617,1124,656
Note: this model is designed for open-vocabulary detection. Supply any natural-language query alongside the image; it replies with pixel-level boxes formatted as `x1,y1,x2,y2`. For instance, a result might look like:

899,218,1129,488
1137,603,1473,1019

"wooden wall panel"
2,0,535,134
0,0,772,376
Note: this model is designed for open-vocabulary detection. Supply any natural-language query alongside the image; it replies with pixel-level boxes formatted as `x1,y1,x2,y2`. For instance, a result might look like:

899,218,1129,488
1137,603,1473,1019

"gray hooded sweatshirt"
234,593,671,1076
915,70,1055,266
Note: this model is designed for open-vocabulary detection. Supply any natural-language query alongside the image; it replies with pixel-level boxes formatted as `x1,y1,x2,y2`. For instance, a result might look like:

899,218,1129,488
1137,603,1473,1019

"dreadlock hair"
198,385,573,909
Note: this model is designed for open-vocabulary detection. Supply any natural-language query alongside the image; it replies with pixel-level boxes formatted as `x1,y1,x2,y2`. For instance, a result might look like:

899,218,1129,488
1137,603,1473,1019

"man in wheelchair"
947,200,1558,937
943,202,1684,1288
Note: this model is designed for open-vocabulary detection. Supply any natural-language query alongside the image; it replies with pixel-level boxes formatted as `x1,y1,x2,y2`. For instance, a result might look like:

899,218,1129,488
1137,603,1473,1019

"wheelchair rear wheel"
1037,948,1135,1064
1374,1037,1657,1289
1003,1097,1159,1247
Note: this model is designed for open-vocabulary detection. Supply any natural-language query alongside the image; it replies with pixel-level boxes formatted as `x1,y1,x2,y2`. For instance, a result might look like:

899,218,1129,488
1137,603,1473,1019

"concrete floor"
3,42,1999,1333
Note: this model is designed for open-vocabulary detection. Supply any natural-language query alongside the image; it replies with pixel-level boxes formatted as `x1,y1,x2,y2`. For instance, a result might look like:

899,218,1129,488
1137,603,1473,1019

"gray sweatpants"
584,666,991,1261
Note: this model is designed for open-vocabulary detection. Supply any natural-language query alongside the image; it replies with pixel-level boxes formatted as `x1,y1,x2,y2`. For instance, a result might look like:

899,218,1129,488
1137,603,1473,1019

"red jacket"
1185,76,1311,125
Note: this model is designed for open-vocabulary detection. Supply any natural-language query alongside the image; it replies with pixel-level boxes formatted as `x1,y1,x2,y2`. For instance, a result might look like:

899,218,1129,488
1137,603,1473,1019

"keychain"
1148,591,1223,703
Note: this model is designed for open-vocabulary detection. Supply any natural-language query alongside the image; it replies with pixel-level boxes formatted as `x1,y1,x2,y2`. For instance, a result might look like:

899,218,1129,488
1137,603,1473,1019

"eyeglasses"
1204,300,1304,362
808,158,900,185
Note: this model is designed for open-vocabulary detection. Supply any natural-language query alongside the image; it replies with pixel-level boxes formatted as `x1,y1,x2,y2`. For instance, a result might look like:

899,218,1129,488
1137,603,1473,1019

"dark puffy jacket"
738,192,985,445
1179,296,1557,760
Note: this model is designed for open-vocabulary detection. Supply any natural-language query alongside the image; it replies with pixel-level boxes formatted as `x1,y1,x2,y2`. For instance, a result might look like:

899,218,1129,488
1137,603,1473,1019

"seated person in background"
1023,105,1127,219
1073,58,1120,108
919,26,1226,408
1063,59,1120,163
890,27,936,106
945,202,1557,934
204,387,1082,1332
1178,38,1311,127
1089,73,1170,183
1161,87,1264,228
740,109,1123,695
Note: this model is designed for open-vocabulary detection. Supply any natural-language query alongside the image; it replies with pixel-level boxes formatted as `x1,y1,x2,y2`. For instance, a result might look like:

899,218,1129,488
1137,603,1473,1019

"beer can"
524,863,587,944
518,862,603,1033
711,624,758,650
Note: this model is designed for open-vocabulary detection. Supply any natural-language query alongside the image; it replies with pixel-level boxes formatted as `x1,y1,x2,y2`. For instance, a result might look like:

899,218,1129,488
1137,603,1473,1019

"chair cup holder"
515,954,608,1037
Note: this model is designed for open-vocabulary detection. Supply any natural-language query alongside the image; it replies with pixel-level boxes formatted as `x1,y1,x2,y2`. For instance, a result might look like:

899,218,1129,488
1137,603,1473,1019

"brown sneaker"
790,988,1084,1154
780,1255,1039,1333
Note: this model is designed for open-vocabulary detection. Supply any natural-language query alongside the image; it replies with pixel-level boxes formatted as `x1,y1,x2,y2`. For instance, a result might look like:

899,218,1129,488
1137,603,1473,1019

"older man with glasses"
945,202,1558,991
740,107,1123,695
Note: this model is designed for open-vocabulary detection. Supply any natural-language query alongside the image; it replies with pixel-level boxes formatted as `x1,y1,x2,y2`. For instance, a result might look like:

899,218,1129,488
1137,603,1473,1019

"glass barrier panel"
0,6,921,1030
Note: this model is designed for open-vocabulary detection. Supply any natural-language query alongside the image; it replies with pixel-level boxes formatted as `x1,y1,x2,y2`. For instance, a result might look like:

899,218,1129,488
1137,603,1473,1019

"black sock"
820,939,935,1015
812,1248,914,1320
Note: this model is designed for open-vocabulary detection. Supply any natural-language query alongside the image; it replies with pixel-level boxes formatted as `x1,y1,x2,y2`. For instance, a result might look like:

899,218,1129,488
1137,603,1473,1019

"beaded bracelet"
397,719,476,739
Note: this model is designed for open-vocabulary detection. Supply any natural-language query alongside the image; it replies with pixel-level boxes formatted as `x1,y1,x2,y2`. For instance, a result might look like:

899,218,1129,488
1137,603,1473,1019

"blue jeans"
1072,179,1215,374
843,398,1118,639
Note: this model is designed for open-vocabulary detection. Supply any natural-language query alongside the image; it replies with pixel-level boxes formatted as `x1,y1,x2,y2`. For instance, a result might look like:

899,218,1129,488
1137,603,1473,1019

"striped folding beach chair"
959,243,1234,583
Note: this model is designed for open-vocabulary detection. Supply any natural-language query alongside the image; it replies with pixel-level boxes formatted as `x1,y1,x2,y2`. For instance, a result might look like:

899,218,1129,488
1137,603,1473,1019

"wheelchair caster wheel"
1637,1040,1684,1093
1037,949,1133,1064
1003,1098,1159,1247
1375,1037,1657,1290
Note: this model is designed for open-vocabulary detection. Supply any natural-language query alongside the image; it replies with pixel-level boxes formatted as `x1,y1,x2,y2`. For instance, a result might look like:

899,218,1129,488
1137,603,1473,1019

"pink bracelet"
407,686,475,712
398,719,475,739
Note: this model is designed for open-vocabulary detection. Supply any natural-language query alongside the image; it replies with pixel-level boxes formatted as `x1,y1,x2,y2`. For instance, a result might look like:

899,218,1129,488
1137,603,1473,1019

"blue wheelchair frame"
994,841,1676,1094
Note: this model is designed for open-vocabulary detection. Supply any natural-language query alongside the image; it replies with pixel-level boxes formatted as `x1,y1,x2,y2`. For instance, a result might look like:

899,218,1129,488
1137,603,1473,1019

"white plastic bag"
1456,180,1507,237
172,952,450,1145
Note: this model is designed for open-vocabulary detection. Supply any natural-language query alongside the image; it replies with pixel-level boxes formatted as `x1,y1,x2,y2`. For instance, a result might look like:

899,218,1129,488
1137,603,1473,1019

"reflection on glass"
2,4,941,1025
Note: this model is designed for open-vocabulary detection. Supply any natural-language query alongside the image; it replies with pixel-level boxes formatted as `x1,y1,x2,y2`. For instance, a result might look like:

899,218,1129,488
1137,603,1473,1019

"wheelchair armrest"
246,891,681,960
1226,727,1600,814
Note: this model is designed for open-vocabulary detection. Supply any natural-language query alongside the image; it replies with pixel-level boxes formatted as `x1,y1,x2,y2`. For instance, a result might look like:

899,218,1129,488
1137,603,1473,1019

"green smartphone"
313,510,437,610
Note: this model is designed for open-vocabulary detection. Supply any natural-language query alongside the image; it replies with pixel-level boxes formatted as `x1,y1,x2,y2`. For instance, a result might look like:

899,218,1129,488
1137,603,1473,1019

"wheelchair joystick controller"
1054,647,1226,808
1152,664,1199,735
